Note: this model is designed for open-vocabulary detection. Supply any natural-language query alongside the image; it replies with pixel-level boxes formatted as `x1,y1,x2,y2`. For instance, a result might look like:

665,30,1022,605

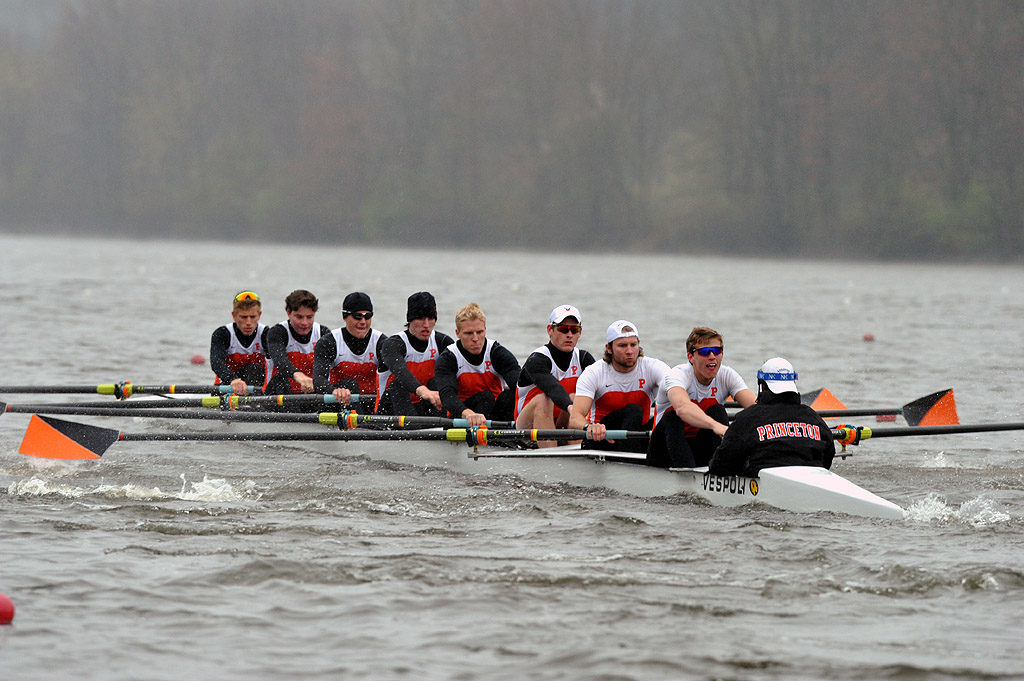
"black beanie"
342,292,373,316
406,291,437,321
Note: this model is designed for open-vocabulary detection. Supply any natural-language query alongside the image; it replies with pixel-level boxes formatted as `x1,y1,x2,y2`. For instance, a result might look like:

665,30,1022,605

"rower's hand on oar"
462,410,487,428
586,422,607,441
713,422,728,437
230,378,248,395
332,387,352,406
293,372,315,393
415,385,443,411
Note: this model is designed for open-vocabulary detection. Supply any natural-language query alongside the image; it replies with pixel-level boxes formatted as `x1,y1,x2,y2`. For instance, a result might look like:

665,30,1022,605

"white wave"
176,473,259,502
7,473,258,503
904,492,1011,525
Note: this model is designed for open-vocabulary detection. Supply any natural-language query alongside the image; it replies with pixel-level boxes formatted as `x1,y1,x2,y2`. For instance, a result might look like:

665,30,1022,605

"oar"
1,393,374,411
3,404,338,423
2,402,511,429
833,421,1024,446
726,389,958,427
18,415,647,459
0,383,260,397
725,387,846,410
817,389,958,427
2,397,228,411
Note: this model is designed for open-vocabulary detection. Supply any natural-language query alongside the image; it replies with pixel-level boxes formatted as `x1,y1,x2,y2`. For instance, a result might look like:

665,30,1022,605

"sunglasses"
693,346,723,356
234,291,259,302
345,311,373,320
554,324,582,334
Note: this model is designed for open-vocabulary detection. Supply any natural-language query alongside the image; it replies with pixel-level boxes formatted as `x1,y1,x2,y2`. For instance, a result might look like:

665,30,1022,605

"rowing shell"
21,400,903,519
313,434,905,520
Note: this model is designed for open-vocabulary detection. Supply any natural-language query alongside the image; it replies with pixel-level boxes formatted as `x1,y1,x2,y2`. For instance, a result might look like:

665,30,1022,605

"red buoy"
0,593,14,624
190,354,206,365
862,333,875,342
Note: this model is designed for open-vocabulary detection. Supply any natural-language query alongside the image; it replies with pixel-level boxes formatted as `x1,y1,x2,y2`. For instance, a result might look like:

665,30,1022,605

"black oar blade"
902,389,958,427
19,415,120,459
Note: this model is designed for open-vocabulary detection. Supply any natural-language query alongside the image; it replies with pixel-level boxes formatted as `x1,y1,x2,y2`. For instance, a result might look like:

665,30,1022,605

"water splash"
905,492,1011,525
7,474,258,503
177,473,259,502
919,450,959,468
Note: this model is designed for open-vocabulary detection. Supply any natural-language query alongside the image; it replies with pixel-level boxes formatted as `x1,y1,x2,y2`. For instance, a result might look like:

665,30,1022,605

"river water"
1,233,1023,680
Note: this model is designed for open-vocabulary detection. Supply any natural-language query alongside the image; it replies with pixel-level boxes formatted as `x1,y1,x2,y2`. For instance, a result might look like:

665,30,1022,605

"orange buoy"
190,354,206,365
862,333,875,342
0,593,14,624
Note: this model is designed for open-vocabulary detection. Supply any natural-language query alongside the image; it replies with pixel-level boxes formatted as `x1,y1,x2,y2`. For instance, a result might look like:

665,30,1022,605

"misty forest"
0,0,1021,260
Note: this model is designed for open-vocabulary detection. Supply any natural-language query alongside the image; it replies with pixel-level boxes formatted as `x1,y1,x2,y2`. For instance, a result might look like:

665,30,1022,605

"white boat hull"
133,402,905,519
311,435,905,520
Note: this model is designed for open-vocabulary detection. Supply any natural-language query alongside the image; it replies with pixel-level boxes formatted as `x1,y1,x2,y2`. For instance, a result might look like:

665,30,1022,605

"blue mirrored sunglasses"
694,346,723,356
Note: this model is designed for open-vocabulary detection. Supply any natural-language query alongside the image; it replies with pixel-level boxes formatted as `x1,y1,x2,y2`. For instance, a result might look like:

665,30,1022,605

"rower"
376,292,454,416
209,290,269,395
435,303,521,427
647,326,756,467
312,291,387,407
569,320,670,453
708,357,835,476
514,305,596,446
264,289,330,396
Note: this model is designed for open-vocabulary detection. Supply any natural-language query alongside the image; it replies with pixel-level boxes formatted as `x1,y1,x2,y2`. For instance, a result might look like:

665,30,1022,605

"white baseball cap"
606,319,639,344
549,305,582,324
757,357,799,394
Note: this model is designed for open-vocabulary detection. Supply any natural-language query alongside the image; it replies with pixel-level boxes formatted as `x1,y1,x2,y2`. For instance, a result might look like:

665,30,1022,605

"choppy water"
2,233,1023,680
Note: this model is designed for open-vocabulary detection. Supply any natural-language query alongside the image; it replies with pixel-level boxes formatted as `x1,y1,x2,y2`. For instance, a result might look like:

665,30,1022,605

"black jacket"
708,391,835,477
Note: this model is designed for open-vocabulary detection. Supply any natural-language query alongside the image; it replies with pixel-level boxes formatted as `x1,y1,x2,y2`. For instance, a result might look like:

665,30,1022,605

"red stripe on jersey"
330,361,378,394
594,390,652,423
457,371,504,401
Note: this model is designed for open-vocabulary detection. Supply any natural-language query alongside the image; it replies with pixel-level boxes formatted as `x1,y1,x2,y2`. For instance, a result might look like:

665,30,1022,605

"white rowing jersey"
452,338,508,401
377,330,442,406
269,320,323,393
653,363,749,427
574,356,670,424
215,322,268,389
327,328,383,394
514,345,584,417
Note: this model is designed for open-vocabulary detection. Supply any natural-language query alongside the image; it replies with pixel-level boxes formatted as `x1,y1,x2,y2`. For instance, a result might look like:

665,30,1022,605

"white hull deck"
314,435,905,520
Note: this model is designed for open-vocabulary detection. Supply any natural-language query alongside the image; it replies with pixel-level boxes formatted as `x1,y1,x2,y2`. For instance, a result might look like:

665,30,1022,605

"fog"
0,0,1021,260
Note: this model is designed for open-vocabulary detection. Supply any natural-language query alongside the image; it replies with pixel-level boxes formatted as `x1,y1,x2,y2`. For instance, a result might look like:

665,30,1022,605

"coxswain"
209,290,268,395
435,303,521,427
569,320,670,453
376,292,454,416
312,291,387,407
647,326,756,467
514,305,596,445
265,289,330,396
708,357,835,476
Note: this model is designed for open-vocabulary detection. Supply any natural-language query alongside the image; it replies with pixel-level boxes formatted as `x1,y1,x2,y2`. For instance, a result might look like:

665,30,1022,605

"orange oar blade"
19,415,120,459
802,388,847,410
902,389,959,426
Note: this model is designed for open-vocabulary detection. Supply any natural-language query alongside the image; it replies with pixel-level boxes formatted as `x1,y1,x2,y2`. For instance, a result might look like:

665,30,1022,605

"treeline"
0,0,1021,259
